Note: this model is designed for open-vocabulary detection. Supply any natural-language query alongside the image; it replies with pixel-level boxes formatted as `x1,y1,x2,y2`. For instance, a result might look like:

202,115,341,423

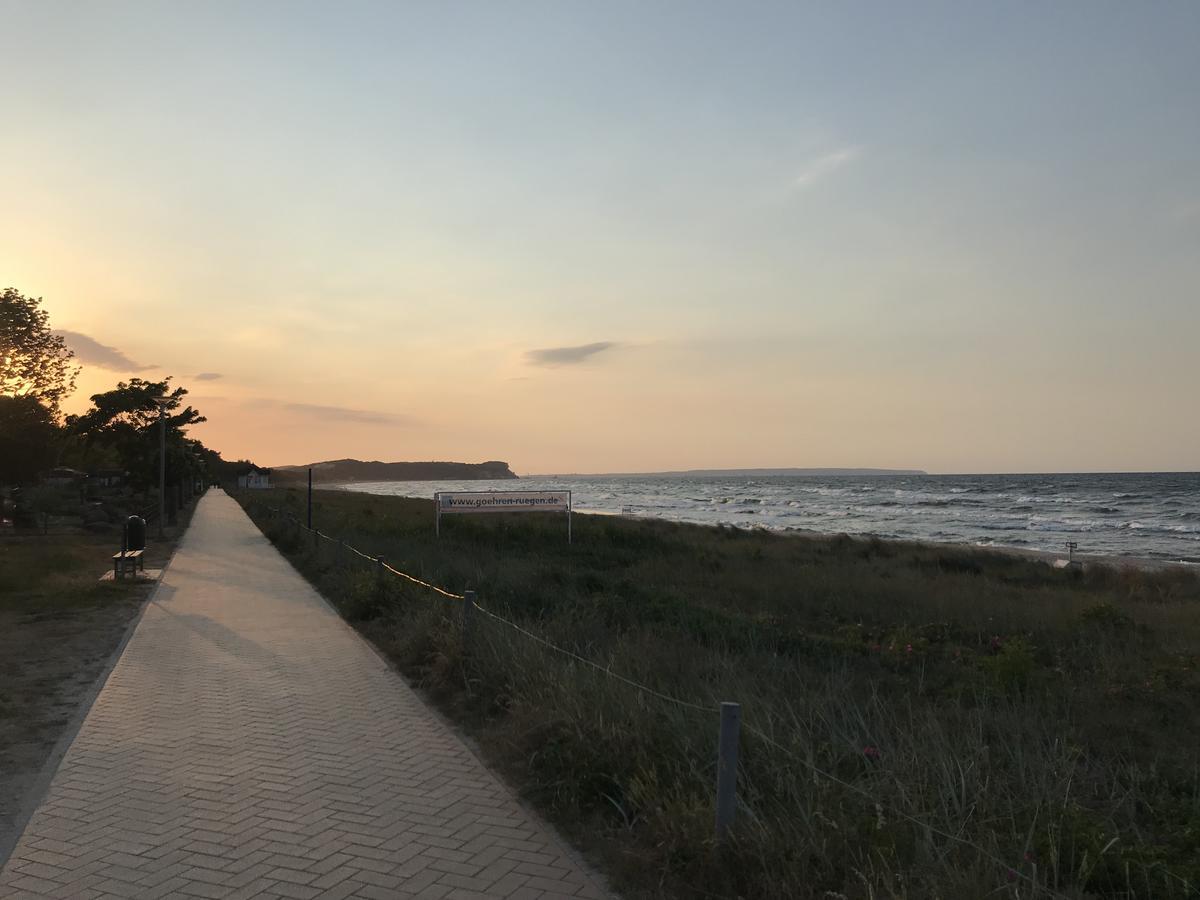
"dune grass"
236,487,1200,899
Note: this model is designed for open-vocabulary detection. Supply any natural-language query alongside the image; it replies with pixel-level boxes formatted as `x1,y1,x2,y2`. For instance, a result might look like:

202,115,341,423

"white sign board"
435,490,573,541
436,491,570,514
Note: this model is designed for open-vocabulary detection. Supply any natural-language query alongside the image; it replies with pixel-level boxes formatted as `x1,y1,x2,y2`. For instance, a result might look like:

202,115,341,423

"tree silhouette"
71,378,207,489
0,396,58,485
0,288,78,415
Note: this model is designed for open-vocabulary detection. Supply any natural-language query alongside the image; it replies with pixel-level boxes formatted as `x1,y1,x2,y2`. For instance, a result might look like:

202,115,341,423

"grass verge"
236,487,1200,900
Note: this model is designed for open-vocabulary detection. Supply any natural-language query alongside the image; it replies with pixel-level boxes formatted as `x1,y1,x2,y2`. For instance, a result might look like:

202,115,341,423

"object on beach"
1055,541,1083,569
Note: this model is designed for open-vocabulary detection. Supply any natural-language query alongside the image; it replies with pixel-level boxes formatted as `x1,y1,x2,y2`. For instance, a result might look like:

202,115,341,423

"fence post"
715,701,741,843
462,590,475,649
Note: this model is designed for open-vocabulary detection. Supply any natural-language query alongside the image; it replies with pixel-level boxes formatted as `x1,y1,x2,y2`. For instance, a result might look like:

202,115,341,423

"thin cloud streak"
276,400,414,426
194,372,223,381
792,146,860,190
54,330,154,372
526,341,617,367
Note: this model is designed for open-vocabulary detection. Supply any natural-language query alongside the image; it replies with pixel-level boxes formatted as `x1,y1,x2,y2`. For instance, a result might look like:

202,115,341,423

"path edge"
239,499,619,899
0,503,196,872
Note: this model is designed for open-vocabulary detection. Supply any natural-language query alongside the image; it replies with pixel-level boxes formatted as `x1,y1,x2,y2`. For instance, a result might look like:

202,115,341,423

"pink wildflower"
863,746,881,761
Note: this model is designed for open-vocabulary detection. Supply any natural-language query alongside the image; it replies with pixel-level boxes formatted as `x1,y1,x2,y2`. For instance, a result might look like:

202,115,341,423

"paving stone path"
0,491,610,900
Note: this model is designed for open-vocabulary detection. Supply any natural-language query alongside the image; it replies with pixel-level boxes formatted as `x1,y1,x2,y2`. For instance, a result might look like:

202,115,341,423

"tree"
0,288,78,415
0,395,59,486
72,378,207,490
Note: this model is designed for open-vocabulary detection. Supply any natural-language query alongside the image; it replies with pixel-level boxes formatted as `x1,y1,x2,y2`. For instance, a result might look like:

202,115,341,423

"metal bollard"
715,701,741,842
462,590,476,648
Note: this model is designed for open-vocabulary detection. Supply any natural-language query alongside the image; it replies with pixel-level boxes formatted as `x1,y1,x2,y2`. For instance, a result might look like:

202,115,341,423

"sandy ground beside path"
0,504,195,867
0,593,143,856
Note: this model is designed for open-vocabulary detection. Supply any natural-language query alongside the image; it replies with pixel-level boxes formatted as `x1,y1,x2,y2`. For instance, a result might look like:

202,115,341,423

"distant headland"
272,459,518,483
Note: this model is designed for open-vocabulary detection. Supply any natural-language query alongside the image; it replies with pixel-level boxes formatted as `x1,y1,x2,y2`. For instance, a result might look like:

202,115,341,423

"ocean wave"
346,473,1200,561
1129,522,1200,535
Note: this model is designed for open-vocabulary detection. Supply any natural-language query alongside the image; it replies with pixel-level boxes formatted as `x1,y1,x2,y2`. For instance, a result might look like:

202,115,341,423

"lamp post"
154,397,170,539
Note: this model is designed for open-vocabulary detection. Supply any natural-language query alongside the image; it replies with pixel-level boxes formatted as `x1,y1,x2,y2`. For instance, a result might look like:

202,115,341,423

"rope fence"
469,600,716,715
256,500,1111,899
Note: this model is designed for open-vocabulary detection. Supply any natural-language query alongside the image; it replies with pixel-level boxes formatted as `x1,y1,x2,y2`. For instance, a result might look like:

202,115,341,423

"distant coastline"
543,467,928,478
271,459,517,483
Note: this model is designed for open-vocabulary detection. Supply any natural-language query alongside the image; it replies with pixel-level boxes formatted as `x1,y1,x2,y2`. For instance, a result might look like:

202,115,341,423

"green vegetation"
2,287,262,529
237,487,1200,900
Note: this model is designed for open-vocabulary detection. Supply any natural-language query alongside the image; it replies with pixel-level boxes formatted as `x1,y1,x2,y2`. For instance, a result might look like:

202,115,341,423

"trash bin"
126,516,147,551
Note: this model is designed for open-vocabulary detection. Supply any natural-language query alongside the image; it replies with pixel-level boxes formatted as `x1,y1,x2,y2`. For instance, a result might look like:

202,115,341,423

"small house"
90,468,126,488
238,469,271,489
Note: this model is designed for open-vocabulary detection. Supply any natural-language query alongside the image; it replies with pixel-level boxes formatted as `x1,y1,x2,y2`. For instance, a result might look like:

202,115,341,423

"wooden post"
462,590,475,648
715,701,741,843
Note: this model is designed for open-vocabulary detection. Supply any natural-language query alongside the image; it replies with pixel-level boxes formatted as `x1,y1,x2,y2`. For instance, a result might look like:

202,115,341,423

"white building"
237,469,271,489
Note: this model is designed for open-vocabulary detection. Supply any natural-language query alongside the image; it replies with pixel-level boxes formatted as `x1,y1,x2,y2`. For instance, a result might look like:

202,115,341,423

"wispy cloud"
276,401,414,426
54,330,154,371
525,341,617,367
193,372,223,381
792,146,860,190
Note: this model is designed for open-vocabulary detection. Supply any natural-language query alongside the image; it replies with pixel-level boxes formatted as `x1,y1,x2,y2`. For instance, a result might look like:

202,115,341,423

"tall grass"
238,488,1200,899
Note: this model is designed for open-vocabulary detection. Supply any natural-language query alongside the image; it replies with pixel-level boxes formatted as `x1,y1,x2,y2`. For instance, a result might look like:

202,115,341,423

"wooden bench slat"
113,549,146,579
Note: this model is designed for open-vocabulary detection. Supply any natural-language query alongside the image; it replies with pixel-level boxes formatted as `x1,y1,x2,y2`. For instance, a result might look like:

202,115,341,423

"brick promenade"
0,491,610,900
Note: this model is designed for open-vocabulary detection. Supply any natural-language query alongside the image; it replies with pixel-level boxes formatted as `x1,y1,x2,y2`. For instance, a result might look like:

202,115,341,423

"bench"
112,549,145,579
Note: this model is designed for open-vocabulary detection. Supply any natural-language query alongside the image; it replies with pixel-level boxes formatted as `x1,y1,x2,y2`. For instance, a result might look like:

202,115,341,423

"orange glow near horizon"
5,4,1198,475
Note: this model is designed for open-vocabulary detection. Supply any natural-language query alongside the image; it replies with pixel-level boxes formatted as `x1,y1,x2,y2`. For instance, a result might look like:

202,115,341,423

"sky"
3,1,1198,474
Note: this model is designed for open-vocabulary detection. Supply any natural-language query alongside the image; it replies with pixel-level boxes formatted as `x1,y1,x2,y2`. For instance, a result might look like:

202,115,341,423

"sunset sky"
3,2,1197,474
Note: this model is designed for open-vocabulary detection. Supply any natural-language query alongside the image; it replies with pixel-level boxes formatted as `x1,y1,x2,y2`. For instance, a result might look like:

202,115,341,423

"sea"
338,472,1200,564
